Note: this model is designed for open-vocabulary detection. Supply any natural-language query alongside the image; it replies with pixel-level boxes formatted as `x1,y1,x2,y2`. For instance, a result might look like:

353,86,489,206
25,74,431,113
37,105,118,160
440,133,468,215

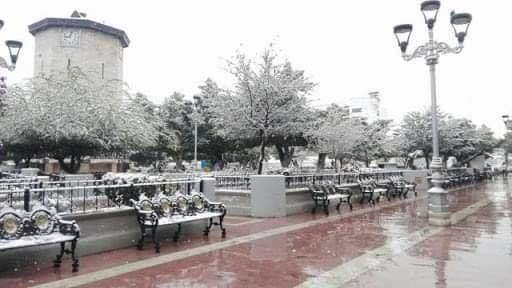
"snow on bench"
0,205,80,272
309,184,353,215
131,191,226,253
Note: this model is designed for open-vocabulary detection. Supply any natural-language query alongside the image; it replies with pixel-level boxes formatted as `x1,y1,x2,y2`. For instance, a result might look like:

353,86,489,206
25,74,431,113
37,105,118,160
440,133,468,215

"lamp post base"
428,168,451,226
428,210,451,226
428,190,451,226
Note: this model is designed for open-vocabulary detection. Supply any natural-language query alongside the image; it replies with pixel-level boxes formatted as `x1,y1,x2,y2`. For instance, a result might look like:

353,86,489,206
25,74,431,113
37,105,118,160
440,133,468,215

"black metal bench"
0,205,80,272
131,191,226,253
388,175,417,198
358,179,388,207
309,184,352,215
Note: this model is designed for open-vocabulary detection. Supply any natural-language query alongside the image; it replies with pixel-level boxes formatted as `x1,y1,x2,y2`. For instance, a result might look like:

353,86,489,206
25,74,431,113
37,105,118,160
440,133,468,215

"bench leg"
204,218,214,236
344,196,353,211
136,225,146,250
173,223,181,242
375,193,381,203
368,194,375,207
53,242,65,268
204,216,226,238
219,215,226,237
71,239,79,272
152,225,160,253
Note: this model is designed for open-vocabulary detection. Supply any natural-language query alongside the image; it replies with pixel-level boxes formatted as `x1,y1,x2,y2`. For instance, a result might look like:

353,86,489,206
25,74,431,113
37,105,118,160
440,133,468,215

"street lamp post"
0,19,23,71
191,100,202,172
503,115,512,175
194,114,198,169
393,1,472,226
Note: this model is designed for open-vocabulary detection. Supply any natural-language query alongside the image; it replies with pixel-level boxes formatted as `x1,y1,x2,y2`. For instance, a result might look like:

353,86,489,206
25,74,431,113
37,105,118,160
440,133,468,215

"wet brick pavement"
0,179,509,288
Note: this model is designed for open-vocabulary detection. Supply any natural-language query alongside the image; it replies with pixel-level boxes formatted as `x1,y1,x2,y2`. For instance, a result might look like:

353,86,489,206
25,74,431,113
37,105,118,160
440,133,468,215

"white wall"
34,27,124,81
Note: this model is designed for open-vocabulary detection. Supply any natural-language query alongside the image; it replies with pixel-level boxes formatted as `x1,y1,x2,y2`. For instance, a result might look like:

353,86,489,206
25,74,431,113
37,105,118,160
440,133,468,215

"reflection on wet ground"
1,180,510,288
345,180,512,288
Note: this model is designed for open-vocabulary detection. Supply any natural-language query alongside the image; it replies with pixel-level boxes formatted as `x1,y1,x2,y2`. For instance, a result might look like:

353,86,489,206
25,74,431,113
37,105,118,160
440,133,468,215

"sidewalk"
0,180,509,288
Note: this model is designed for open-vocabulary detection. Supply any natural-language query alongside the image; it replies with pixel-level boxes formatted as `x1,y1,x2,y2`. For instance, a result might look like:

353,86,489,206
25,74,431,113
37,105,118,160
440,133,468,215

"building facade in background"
28,12,129,81
348,91,386,123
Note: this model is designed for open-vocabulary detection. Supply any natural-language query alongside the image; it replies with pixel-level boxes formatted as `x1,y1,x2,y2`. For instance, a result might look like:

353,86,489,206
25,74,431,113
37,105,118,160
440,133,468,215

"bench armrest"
206,201,226,215
334,187,352,195
207,201,223,206
57,218,80,238
311,190,328,200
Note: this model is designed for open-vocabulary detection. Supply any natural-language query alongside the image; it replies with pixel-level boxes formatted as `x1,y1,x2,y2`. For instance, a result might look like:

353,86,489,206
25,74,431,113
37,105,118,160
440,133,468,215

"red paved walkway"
0,180,509,288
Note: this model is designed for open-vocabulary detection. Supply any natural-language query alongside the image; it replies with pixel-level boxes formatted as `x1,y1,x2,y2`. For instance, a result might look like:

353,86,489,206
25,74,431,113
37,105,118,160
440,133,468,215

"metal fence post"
24,188,30,212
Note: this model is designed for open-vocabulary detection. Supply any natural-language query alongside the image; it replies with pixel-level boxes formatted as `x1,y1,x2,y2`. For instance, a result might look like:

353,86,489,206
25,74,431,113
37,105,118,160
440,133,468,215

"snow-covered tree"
307,107,366,171
209,45,315,174
398,109,496,168
0,67,159,172
194,78,236,169
441,119,496,165
128,92,177,168
158,92,194,169
354,119,393,167
398,110,446,168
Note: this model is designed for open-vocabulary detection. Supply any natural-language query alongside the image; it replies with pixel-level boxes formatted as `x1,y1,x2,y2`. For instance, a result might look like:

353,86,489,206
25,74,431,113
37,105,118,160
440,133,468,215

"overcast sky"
1,0,510,136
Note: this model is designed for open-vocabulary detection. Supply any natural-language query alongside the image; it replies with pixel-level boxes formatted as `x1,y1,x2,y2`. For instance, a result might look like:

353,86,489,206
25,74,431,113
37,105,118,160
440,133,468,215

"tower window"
67,58,71,69
101,63,105,79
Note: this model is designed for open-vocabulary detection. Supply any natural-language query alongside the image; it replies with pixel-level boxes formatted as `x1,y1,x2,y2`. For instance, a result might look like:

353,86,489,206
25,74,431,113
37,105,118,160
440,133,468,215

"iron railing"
215,175,251,190
0,179,199,215
284,171,405,188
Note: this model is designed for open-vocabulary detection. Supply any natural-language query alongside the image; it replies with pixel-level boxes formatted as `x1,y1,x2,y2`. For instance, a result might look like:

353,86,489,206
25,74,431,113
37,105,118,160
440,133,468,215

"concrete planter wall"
216,190,251,216
402,170,429,192
251,175,286,217
218,171,430,217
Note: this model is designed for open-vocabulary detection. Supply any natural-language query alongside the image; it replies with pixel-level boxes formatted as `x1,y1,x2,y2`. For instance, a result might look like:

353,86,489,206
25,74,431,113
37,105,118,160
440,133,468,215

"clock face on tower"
62,29,80,47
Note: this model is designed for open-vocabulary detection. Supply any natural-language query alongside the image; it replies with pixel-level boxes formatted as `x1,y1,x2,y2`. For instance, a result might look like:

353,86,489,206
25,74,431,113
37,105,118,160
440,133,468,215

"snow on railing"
215,175,251,190
284,171,405,188
0,173,36,182
0,179,200,215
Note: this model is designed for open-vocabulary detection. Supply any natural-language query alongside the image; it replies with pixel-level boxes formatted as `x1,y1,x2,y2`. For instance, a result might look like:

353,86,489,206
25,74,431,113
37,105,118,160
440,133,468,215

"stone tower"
28,12,129,81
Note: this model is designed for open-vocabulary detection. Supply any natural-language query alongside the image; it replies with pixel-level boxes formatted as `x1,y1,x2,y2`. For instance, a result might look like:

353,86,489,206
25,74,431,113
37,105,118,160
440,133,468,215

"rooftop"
28,17,130,48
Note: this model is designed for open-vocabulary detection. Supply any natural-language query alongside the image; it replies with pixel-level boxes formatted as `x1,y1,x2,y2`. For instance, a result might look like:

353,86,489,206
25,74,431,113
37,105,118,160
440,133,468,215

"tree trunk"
424,150,430,169
505,151,509,172
364,151,369,167
276,143,294,168
57,155,81,174
216,153,225,170
257,133,267,175
172,151,184,171
24,156,32,168
317,153,327,171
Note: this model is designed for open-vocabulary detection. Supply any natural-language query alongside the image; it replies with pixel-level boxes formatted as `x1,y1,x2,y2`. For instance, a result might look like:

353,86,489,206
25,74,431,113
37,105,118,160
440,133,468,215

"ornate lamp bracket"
402,42,463,64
